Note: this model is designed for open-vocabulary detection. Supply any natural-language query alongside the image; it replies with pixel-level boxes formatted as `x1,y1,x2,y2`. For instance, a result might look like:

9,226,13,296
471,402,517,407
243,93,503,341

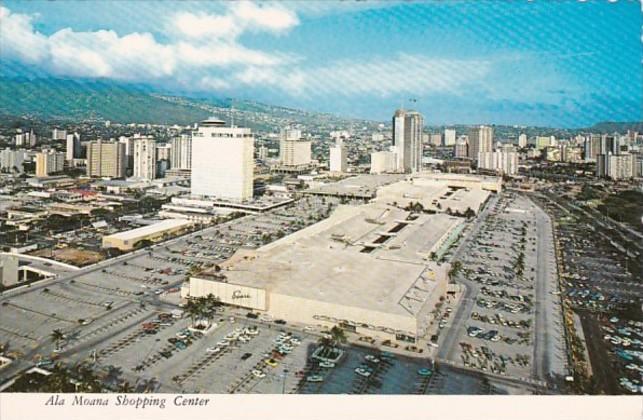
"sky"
0,1,641,127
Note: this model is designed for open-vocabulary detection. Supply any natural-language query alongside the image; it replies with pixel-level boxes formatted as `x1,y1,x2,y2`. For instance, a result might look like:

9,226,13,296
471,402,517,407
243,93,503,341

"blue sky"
0,1,641,127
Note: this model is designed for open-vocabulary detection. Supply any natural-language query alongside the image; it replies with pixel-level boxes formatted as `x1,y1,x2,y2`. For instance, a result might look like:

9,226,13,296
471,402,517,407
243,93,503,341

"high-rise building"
370,151,397,174
468,125,493,161
118,136,136,174
329,138,347,173
0,149,28,174
156,143,171,178
454,136,469,159
191,118,254,201
257,145,269,161
392,109,424,172
133,136,157,180
170,134,192,170
16,130,37,148
429,134,442,147
279,128,311,167
600,135,618,155
478,147,518,176
35,150,65,177
66,133,81,161
444,129,456,146
596,153,636,180
584,134,601,161
87,140,127,178
52,129,67,141
518,133,527,148
535,136,551,151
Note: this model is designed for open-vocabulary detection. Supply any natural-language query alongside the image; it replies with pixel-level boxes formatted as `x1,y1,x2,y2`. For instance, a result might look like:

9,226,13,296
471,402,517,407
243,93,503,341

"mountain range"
0,76,640,134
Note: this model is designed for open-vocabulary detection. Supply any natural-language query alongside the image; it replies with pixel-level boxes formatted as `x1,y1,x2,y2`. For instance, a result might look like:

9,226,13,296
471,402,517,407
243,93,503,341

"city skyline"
1,1,641,127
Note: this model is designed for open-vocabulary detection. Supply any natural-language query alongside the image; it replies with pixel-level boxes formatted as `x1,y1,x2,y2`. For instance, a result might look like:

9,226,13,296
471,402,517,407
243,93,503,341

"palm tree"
50,329,65,351
46,363,73,392
448,260,463,280
118,381,135,393
73,363,102,393
329,326,347,346
184,299,200,327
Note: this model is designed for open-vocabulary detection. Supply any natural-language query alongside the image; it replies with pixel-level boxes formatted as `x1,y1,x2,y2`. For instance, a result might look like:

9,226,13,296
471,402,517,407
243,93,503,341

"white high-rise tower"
133,135,157,180
191,118,254,201
392,109,424,173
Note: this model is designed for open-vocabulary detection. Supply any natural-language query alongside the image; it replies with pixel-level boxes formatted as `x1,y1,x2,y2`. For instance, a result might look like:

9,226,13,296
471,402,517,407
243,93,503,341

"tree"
448,260,463,280
329,326,347,346
50,329,65,351
72,363,102,393
118,381,135,393
184,299,200,327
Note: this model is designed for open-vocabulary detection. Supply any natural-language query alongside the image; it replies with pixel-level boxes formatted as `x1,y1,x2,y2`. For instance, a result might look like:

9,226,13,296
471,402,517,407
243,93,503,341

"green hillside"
0,78,210,124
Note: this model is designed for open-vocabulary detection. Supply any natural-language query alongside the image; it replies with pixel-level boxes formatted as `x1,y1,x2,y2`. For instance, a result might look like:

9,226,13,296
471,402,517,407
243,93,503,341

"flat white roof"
212,203,454,317
104,219,191,241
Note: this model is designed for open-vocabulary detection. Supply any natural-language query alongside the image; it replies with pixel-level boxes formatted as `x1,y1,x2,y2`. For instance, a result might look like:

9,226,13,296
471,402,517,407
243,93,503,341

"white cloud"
171,2,298,40
173,12,239,40
231,1,299,34
199,76,230,90
0,6,48,63
0,5,293,83
234,54,492,99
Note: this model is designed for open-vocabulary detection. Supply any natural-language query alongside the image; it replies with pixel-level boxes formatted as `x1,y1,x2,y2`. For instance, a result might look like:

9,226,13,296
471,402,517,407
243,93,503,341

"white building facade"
392,109,424,172
468,125,493,162
279,128,311,167
444,129,456,146
329,138,348,173
170,134,192,170
133,136,157,180
191,118,254,201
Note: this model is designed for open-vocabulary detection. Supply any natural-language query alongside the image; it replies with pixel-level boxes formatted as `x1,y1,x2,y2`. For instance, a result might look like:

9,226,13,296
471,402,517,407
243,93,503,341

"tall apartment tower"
118,136,136,175
66,133,81,161
170,134,192,170
329,138,348,173
454,136,469,159
279,128,311,167
468,125,493,162
518,133,527,148
87,140,126,178
133,136,156,180
583,134,601,161
444,129,457,146
190,118,254,201
35,150,65,177
392,109,424,173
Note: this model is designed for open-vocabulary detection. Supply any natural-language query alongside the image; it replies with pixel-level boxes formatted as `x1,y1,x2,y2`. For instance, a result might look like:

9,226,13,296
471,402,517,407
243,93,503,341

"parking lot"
0,195,352,389
534,192,642,394
438,192,566,383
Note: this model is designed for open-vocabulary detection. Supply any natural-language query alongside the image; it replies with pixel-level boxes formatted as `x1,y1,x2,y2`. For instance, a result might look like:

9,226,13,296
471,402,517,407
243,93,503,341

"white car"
206,347,220,353
252,369,266,378
355,368,371,377
217,340,230,347
245,328,259,336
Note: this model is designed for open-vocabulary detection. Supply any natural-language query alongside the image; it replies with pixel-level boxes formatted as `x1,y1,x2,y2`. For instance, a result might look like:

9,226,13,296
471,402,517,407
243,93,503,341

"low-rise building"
102,219,192,251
